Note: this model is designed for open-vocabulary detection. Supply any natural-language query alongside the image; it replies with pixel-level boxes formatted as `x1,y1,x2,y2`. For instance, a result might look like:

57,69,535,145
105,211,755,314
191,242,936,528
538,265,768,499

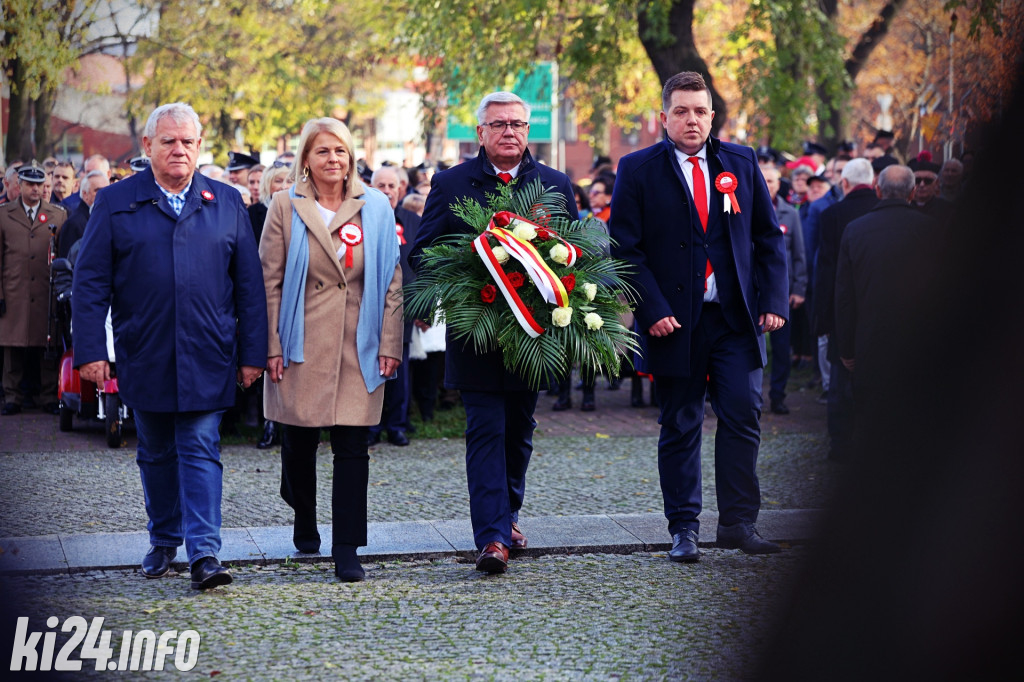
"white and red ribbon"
396,220,406,245
715,172,741,215
338,223,362,268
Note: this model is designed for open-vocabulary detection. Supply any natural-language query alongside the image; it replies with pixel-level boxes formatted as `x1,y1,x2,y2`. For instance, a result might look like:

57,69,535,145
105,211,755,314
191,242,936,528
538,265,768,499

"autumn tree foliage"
724,0,1022,157
844,0,1023,158
128,0,405,161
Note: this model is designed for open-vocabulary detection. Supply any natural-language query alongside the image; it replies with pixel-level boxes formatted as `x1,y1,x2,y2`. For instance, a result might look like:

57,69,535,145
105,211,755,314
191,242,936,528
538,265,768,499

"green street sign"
447,62,554,142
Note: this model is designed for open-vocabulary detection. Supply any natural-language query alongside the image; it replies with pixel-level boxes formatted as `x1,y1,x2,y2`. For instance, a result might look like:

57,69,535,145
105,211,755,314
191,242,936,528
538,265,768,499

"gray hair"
79,169,106,195
791,165,814,178
841,157,874,187
4,165,19,183
371,166,399,185
144,102,202,140
475,92,531,125
877,165,916,200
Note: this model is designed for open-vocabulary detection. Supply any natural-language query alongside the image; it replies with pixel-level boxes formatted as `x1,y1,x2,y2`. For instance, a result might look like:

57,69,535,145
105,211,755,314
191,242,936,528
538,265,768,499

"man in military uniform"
0,164,68,415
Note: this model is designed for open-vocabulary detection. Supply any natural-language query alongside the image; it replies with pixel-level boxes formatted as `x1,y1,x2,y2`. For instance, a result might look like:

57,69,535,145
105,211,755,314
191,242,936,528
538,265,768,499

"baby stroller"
51,255,132,447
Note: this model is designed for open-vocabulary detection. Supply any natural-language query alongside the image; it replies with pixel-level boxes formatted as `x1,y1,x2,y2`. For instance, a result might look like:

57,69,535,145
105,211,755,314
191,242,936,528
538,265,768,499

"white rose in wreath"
492,245,510,264
584,312,604,331
582,283,597,301
551,306,573,327
512,222,537,241
549,243,570,265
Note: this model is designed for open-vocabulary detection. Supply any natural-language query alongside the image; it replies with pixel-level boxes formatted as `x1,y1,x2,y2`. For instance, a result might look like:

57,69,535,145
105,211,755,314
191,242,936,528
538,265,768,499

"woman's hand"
267,356,285,383
378,356,401,378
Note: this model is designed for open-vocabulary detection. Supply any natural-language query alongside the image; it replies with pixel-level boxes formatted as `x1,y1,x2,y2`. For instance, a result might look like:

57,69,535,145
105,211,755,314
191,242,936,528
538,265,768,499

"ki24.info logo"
10,616,200,672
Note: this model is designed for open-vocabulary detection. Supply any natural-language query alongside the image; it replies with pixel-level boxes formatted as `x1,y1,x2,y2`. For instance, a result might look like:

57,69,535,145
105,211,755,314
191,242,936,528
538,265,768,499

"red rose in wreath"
492,211,514,227
480,284,497,303
508,272,525,288
560,274,576,292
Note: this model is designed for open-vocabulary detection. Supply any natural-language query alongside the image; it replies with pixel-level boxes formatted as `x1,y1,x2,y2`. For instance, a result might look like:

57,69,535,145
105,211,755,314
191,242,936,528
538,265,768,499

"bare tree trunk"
33,79,56,158
637,0,728,135
6,57,31,162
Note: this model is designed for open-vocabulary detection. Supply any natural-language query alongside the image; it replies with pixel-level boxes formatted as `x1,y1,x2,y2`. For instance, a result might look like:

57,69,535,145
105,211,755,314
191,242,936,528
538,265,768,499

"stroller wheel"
59,402,73,432
105,394,124,448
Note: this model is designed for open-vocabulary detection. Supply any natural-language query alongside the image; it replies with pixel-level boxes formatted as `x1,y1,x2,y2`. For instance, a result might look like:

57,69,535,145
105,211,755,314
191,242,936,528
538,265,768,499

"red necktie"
497,172,513,184
687,156,713,291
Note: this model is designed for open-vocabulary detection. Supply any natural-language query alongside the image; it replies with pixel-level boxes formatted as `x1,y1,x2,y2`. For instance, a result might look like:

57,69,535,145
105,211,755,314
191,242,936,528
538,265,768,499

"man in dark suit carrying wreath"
411,91,578,574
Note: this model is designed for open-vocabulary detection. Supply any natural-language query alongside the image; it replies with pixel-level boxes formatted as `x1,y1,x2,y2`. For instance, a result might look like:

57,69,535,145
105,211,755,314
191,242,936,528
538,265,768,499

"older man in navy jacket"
610,72,789,562
411,91,578,574
73,103,268,590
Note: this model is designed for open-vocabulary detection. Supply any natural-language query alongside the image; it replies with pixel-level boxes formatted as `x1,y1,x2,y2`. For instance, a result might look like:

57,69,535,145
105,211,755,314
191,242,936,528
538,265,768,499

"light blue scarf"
278,184,399,394
278,185,309,368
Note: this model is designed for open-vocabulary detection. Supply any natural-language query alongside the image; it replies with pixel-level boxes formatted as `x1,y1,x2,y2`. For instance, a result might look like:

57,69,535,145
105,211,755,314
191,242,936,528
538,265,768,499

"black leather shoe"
293,518,321,553
770,401,790,415
43,402,61,415
716,523,780,554
580,399,595,412
190,557,233,590
367,430,382,447
1,402,21,416
141,546,177,578
388,430,410,446
256,421,279,449
552,398,571,411
334,545,365,582
668,530,700,563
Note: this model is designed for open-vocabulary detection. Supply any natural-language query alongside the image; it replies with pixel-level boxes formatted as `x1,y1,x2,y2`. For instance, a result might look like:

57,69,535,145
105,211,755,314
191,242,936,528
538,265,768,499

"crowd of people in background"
0,127,969,444
552,130,967,433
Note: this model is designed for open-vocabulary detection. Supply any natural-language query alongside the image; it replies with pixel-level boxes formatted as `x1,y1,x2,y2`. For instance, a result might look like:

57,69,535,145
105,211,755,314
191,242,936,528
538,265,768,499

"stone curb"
0,508,825,576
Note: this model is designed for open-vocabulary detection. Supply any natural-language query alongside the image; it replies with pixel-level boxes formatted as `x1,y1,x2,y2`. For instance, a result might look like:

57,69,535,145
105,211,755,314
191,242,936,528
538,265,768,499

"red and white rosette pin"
38,213,47,223
715,172,741,215
395,220,406,245
338,223,363,268
201,190,215,201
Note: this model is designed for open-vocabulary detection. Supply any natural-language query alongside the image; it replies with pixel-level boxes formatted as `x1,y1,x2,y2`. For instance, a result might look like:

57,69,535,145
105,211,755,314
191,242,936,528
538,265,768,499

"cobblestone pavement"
1,372,832,680
3,549,806,681
0,432,832,539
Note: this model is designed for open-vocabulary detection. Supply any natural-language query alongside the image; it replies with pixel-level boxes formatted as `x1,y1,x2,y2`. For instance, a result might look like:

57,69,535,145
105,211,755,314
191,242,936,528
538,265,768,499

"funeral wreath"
404,178,639,390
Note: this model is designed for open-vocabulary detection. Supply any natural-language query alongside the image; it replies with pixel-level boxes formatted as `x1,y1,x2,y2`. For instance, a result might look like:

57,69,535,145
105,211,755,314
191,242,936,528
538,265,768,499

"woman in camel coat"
260,117,403,581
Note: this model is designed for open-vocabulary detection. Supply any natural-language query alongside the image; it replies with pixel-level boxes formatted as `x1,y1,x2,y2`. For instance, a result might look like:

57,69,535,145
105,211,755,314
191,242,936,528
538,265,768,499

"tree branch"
845,0,910,81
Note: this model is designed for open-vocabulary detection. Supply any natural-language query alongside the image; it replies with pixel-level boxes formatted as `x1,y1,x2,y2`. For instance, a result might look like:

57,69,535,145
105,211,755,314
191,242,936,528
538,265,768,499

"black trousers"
280,424,369,548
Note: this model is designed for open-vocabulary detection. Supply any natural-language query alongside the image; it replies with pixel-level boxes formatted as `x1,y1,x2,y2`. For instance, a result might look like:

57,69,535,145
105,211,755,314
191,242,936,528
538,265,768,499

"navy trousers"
460,389,539,550
371,342,411,438
654,304,764,535
768,320,792,405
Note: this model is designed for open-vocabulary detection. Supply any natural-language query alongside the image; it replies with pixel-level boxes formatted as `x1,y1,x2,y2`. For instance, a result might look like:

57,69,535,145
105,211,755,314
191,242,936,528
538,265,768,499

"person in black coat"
812,158,878,460
410,91,578,574
610,72,789,562
247,161,293,449
368,165,421,447
835,165,935,409
57,170,109,259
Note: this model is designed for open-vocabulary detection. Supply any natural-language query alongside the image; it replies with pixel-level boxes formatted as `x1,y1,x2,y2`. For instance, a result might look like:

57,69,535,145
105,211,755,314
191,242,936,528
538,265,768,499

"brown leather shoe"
475,542,509,573
510,521,527,549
